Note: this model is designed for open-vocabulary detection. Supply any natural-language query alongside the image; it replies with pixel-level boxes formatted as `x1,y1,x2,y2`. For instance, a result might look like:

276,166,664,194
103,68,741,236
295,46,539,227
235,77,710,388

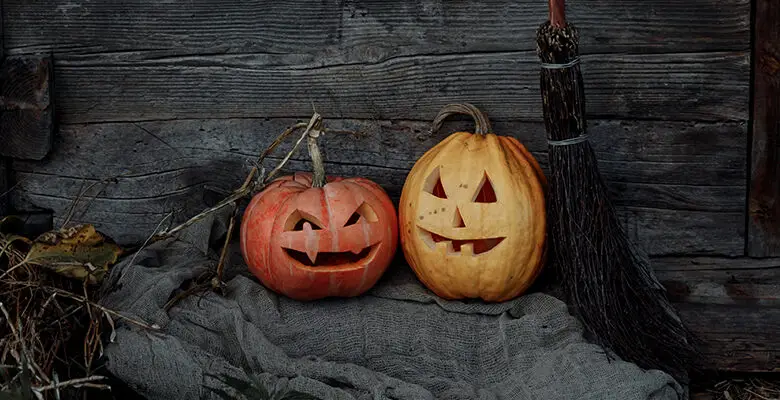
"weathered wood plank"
0,55,54,160
2,0,750,58
748,0,780,257
21,50,749,124
653,257,780,371
676,302,780,372
655,257,780,307
9,118,746,256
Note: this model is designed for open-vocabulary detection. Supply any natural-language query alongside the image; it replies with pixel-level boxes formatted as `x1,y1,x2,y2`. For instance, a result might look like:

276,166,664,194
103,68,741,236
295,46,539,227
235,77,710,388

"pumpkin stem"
307,121,327,188
430,103,493,135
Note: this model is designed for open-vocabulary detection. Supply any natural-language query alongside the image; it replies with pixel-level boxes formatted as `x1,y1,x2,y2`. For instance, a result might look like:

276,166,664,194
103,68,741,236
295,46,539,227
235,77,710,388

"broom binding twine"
547,134,589,146
540,57,581,69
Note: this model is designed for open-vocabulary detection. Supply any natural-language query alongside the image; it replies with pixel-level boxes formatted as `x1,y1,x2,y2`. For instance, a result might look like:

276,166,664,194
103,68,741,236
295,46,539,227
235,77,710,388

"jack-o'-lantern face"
279,200,382,268
241,172,398,301
399,104,547,303
415,166,506,256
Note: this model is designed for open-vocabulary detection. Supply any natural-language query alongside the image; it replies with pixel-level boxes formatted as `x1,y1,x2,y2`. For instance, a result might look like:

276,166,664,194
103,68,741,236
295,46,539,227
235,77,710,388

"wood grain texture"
0,0,751,124
653,257,780,371
0,55,54,160
2,0,750,57
9,117,746,255
654,257,780,372
655,257,780,307
676,302,779,372
8,50,748,125
748,0,780,257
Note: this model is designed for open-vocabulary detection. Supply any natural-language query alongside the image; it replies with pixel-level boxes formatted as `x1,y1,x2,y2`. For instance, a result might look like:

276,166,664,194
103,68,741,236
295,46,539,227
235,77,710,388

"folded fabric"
99,212,685,400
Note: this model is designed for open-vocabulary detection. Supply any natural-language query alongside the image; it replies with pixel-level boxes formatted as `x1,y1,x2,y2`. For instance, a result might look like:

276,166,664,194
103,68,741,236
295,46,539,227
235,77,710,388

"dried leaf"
25,224,123,285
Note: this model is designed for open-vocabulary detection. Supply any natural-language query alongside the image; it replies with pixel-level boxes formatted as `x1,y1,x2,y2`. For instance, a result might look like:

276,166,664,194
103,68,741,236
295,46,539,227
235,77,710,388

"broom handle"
549,0,566,28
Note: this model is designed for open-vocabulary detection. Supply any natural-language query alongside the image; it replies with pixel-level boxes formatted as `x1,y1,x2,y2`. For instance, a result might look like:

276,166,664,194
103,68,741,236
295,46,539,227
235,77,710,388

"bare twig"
0,302,51,385
4,281,159,331
0,258,30,281
145,112,323,246
214,207,239,288
32,375,107,392
124,211,174,266
150,112,346,314
262,115,323,185
61,175,123,228
162,283,211,312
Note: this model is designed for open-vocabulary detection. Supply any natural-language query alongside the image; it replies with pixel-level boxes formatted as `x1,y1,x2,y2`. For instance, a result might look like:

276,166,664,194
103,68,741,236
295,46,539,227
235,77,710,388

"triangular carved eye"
473,172,497,203
344,212,361,226
284,210,323,231
344,202,379,226
424,167,447,199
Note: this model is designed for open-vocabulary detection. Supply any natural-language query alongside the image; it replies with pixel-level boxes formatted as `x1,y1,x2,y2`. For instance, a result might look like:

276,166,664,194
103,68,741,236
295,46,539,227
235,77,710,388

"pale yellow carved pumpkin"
399,104,547,302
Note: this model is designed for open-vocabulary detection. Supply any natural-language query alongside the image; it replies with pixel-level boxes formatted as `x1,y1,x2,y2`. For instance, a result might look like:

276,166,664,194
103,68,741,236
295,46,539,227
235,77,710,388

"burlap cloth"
98,209,686,400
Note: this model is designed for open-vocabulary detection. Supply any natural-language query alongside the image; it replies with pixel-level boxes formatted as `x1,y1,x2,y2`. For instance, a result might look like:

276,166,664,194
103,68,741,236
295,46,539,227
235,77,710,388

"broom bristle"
536,20,702,384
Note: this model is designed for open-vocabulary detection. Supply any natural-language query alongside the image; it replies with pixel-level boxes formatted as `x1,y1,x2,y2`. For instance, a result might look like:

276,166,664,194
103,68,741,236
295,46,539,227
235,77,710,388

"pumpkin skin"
399,104,547,303
240,172,399,301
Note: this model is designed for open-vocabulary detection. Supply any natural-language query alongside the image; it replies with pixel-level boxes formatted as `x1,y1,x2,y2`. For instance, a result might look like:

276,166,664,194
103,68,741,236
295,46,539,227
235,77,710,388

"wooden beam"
748,0,780,256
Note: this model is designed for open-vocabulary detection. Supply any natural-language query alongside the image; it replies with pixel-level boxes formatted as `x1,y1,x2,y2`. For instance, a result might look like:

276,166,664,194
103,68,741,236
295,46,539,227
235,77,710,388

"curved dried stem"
307,127,327,188
431,103,493,135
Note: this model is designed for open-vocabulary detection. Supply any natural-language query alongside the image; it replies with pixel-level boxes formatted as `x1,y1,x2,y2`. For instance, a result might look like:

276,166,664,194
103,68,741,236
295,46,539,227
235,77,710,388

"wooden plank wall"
748,0,780,257
1,0,777,373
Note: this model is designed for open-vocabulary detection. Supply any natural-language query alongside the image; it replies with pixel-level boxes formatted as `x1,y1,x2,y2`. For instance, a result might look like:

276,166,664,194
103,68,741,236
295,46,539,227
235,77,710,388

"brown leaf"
25,224,123,285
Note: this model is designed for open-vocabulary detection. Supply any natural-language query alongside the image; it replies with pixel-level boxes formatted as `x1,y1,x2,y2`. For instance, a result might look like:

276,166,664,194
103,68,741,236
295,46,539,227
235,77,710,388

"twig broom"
535,0,700,384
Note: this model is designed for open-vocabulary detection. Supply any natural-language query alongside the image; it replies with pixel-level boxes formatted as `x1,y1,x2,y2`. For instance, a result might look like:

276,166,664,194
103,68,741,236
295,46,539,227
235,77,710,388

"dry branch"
155,111,365,310
146,112,325,246
0,226,156,399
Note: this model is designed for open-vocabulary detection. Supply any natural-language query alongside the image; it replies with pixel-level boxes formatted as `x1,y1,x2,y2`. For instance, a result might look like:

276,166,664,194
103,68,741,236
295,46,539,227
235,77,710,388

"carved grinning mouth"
419,227,505,255
284,245,376,267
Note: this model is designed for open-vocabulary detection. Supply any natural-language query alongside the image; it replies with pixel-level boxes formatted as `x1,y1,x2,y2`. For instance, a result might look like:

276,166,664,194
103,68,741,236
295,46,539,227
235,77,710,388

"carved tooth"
351,246,364,254
461,243,474,256
436,240,454,254
306,248,318,264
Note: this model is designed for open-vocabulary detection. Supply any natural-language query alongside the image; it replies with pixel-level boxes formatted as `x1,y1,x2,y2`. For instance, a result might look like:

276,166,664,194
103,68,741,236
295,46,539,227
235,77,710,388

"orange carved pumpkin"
240,130,398,301
399,104,547,302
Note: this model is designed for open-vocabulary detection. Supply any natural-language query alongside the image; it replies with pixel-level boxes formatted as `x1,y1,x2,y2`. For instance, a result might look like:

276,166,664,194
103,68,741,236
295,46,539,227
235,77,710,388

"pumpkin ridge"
499,136,548,190
491,137,547,298
338,179,399,292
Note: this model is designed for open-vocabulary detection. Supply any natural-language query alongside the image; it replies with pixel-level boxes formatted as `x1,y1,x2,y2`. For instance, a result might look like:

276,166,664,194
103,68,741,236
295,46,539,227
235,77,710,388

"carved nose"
453,207,466,228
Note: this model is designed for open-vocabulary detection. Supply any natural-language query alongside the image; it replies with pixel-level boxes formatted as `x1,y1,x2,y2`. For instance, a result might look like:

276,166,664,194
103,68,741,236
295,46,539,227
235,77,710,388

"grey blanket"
98,210,685,400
